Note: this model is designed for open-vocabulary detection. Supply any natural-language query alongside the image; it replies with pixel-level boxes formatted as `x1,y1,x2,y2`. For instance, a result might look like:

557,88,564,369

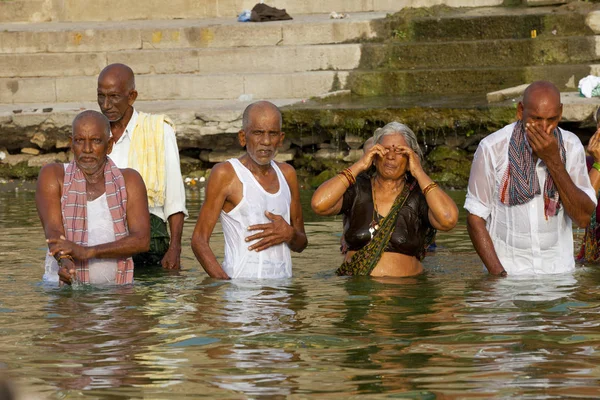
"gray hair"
372,122,423,161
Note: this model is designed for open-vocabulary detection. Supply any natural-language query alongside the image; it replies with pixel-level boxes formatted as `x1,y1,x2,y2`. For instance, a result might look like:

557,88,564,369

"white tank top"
220,159,292,279
44,191,120,285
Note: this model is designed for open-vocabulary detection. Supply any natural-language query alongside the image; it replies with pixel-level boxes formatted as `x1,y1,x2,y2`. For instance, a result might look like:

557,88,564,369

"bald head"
522,81,561,108
98,63,135,91
72,110,111,139
518,80,563,133
242,101,282,131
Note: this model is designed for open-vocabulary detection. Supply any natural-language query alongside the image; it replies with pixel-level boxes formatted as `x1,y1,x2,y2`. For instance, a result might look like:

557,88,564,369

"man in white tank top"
192,101,308,279
36,111,150,286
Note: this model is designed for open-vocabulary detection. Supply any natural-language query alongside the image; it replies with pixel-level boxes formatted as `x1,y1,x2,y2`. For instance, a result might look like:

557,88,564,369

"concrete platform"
0,0,503,23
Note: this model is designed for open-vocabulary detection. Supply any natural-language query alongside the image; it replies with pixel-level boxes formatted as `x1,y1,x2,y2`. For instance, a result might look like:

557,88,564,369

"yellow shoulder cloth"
128,112,175,208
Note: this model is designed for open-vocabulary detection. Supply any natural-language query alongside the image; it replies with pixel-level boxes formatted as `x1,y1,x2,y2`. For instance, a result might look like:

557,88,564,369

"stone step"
385,5,594,42
3,61,595,104
348,63,596,96
0,44,362,78
5,33,596,80
360,36,600,70
0,12,385,54
0,71,349,103
0,0,503,23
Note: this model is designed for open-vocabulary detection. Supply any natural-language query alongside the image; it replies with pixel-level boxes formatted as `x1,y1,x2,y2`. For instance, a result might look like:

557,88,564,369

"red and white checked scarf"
61,158,134,284
499,120,566,219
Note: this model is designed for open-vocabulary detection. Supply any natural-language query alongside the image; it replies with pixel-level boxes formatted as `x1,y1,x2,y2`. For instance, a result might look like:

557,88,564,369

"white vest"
220,159,292,279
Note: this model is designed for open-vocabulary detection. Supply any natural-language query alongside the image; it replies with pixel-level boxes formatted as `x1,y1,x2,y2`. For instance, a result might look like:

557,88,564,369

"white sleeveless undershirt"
44,193,120,285
220,159,292,279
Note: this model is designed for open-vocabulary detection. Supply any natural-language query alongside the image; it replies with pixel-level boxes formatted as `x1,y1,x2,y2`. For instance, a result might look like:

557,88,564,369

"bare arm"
397,146,458,231
466,213,507,276
311,145,387,216
161,122,187,269
191,163,232,279
36,164,75,284
527,123,594,227
36,164,66,243
47,168,150,260
587,129,600,193
247,164,307,253
162,212,185,269
283,165,308,252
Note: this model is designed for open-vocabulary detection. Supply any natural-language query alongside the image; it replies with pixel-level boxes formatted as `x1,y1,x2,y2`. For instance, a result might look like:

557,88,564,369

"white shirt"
109,109,188,222
464,122,597,275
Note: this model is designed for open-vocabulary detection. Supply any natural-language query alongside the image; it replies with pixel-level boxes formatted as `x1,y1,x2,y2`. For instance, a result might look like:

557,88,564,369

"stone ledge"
486,84,530,103
0,0,503,22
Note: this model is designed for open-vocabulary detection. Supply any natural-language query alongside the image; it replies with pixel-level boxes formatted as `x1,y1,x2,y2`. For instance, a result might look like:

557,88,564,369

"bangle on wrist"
422,182,439,196
338,168,356,186
336,174,349,188
592,162,600,173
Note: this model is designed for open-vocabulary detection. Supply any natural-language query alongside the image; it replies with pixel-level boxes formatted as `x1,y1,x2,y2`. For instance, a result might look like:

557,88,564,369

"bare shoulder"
37,163,65,184
275,161,298,181
208,161,237,184
120,167,144,185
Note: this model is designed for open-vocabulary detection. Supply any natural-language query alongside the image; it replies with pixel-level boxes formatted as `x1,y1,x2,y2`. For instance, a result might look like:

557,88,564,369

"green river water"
1,188,599,399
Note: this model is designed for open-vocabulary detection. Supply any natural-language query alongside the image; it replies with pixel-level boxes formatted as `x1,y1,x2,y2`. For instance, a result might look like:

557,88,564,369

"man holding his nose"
465,81,596,276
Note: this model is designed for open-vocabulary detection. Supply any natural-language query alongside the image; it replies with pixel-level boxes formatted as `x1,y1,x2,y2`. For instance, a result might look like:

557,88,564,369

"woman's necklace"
369,176,406,240
369,179,380,240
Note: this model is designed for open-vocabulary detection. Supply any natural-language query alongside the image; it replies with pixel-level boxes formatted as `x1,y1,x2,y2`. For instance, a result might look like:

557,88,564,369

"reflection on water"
2,188,600,398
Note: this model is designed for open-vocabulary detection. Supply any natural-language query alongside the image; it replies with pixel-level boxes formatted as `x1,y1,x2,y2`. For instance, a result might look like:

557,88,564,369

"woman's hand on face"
396,146,423,176
357,144,387,171
588,128,600,163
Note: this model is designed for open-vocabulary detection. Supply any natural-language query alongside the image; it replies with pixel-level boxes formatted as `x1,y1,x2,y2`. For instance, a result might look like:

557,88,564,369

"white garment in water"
44,193,120,284
220,158,292,279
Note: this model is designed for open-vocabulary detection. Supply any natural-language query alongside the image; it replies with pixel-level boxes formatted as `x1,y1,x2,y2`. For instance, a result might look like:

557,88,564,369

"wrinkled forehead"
73,119,110,139
97,72,131,92
378,132,408,147
247,110,282,130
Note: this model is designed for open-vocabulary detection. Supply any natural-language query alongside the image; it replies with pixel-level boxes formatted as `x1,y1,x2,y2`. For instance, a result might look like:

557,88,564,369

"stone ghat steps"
0,44,363,78
360,36,600,70
1,7,592,56
1,5,598,103
4,35,599,80
349,63,599,96
0,12,385,54
4,62,599,104
0,0,503,23
389,6,595,42
0,71,349,103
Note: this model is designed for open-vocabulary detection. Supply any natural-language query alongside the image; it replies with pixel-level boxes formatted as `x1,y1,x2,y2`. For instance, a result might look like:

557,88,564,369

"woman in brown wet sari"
311,122,458,277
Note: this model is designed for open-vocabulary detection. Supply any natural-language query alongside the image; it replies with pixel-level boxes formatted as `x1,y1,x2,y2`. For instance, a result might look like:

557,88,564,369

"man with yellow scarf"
97,64,187,269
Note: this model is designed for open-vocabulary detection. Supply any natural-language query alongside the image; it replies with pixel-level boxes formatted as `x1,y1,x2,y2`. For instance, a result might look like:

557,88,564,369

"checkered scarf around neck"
499,120,566,219
61,158,134,285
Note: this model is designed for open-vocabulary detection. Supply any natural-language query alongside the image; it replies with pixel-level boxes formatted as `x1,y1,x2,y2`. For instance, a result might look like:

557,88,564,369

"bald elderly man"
36,111,150,285
97,63,187,269
465,81,597,276
191,101,307,279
